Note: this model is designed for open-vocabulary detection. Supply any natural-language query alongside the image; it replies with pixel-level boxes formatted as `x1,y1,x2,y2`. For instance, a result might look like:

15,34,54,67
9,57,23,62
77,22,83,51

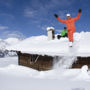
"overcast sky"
0,0,90,38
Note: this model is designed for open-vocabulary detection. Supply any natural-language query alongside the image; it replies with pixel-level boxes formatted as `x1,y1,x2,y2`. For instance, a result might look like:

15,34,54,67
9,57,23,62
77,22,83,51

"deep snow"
0,57,90,90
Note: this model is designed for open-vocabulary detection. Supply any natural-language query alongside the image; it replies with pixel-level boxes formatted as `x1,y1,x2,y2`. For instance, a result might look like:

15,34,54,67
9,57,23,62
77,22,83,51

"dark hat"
64,27,67,29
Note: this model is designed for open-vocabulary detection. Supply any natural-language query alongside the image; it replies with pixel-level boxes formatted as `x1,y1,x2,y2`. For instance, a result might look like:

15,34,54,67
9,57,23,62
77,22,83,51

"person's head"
66,14,71,19
64,27,67,30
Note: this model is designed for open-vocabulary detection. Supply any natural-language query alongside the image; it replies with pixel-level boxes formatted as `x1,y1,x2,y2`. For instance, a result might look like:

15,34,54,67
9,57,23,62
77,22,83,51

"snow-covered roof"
6,32,90,57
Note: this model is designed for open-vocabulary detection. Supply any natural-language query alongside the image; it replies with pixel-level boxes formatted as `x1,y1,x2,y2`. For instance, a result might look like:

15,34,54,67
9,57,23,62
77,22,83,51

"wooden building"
7,31,90,71
17,52,53,71
17,51,90,71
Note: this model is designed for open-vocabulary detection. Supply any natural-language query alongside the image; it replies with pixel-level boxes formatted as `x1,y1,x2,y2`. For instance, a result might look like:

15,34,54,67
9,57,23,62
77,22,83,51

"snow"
47,27,55,31
0,37,22,51
4,38,21,46
0,39,8,51
0,37,22,57
0,31,90,90
0,57,90,90
75,65,90,80
6,32,90,57
0,57,18,67
53,56,77,69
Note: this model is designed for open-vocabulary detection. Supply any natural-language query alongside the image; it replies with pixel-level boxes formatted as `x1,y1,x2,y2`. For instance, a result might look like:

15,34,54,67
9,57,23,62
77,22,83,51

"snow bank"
0,57,90,90
75,65,90,80
6,32,90,57
0,63,90,80
0,57,90,81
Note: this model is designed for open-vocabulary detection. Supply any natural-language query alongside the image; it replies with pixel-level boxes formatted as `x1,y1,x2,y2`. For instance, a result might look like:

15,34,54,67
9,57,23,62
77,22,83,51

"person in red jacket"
54,9,82,46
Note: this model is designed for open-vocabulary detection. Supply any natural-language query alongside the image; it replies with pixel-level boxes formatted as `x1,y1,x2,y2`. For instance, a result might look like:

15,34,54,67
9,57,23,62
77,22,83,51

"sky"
0,0,90,38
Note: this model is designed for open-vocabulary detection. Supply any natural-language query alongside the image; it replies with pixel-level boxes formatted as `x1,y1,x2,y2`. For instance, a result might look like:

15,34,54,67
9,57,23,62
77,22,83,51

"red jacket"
57,13,81,32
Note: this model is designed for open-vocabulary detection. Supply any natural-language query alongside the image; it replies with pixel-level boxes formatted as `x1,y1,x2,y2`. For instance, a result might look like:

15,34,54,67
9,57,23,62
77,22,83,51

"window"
30,55,39,64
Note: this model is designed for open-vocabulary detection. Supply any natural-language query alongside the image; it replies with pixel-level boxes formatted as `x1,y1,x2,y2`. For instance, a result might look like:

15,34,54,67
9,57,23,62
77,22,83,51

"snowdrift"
0,56,90,90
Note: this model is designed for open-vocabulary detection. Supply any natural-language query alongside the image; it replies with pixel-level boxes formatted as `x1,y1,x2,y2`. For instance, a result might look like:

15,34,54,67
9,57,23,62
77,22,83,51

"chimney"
47,27,55,40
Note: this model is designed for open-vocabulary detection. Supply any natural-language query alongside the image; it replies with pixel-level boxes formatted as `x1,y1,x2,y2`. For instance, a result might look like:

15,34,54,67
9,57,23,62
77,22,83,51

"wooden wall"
72,57,90,68
17,52,90,70
18,52,53,71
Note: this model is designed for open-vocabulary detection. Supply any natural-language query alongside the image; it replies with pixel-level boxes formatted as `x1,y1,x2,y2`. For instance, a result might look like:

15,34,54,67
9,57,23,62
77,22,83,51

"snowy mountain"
0,37,21,50
0,39,8,51
5,38,21,46
0,38,22,57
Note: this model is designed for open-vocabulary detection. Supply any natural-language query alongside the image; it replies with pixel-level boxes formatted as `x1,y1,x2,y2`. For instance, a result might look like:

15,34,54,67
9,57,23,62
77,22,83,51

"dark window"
30,55,39,64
